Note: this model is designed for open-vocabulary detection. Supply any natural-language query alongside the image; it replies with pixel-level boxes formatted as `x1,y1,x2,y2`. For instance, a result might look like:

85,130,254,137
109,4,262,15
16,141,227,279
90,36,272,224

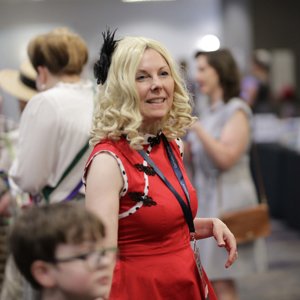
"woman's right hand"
193,217,238,268
211,218,238,268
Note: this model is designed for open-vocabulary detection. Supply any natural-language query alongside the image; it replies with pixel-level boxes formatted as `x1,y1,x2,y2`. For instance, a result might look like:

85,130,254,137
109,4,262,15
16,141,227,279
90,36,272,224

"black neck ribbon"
138,134,195,233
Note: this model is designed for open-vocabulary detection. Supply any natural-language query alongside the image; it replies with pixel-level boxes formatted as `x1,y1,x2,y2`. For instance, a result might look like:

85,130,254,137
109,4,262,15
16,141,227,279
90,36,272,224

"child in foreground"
8,202,117,300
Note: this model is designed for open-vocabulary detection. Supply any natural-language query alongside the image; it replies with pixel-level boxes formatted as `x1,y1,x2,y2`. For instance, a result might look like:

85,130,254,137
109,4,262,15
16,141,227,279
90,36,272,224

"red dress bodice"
85,137,217,300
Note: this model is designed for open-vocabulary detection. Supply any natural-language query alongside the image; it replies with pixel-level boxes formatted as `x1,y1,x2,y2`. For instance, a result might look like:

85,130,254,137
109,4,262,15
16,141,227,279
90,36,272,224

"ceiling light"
197,35,220,52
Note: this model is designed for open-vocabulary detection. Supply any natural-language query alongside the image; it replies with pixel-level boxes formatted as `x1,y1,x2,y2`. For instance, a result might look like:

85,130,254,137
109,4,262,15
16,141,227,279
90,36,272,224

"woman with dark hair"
241,49,274,114
187,49,267,300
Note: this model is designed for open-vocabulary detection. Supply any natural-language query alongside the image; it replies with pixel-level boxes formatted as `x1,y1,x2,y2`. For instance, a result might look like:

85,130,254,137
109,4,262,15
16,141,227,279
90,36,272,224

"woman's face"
135,48,174,126
195,55,220,96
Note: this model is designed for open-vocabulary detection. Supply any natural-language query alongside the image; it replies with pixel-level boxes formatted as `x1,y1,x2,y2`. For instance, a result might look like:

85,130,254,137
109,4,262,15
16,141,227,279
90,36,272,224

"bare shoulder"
85,152,123,191
221,109,250,148
228,109,249,124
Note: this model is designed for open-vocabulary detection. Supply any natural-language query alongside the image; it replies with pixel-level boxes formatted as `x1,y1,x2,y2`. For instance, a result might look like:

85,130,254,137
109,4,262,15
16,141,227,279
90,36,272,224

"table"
250,143,300,231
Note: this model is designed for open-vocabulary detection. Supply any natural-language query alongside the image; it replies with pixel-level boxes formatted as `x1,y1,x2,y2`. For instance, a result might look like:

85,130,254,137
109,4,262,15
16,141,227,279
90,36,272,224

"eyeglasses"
53,247,118,270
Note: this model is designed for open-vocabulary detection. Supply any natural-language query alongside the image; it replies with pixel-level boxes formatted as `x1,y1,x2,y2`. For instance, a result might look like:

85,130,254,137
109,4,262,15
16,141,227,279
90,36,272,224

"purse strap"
42,142,89,202
138,135,195,233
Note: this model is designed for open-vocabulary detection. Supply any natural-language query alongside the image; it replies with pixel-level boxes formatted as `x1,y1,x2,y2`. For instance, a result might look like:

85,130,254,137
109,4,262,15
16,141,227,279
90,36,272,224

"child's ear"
31,260,57,288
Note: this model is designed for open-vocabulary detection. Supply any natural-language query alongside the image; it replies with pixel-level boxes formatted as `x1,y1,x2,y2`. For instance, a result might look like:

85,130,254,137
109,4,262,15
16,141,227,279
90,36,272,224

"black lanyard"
138,135,195,233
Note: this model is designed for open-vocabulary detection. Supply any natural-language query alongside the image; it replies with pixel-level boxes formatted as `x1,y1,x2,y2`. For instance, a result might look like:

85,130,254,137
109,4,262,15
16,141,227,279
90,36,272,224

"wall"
251,0,300,98
0,0,223,119
222,0,253,73
0,0,252,120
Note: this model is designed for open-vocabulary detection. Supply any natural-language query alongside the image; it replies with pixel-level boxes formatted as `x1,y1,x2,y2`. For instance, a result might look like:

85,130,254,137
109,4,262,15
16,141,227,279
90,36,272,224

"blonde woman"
84,31,237,300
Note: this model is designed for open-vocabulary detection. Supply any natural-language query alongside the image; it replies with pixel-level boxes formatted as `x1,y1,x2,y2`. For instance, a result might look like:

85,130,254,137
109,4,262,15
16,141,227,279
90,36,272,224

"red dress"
84,136,217,300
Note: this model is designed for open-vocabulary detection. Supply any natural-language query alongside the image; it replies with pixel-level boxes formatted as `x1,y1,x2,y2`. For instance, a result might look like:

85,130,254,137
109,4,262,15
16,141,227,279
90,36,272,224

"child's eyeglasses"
53,247,118,270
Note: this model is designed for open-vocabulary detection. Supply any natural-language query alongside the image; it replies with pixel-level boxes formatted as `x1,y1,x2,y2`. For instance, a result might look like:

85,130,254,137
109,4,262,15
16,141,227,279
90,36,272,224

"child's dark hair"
9,202,105,289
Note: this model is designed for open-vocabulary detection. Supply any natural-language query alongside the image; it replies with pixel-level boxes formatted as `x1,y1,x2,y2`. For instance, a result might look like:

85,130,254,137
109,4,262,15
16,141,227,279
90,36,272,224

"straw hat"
0,60,38,102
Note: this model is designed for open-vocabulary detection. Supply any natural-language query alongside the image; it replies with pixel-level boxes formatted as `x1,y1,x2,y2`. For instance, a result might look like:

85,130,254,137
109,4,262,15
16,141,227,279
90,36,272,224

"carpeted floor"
237,219,300,300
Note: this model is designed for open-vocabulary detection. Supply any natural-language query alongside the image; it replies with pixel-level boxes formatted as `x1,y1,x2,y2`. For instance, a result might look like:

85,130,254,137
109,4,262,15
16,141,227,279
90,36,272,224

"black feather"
94,28,118,85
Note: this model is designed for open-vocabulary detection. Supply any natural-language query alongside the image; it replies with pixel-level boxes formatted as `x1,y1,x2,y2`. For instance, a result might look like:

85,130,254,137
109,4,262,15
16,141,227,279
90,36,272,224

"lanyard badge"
139,134,210,299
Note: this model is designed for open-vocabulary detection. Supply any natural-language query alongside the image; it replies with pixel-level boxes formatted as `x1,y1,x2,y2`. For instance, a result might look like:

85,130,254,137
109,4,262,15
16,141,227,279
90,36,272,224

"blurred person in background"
9,27,94,205
241,49,274,114
187,49,267,300
179,59,197,101
0,60,37,213
0,60,37,296
1,27,94,300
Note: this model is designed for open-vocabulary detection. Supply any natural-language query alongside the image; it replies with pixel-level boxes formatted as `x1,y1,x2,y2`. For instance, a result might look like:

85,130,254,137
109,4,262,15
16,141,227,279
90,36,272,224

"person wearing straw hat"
0,60,38,109
0,60,37,214
1,27,94,300
0,60,37,299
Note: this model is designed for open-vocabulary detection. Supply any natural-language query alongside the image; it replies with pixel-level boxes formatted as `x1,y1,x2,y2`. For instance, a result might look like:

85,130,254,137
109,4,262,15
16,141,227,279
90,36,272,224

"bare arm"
190,110,250,171
85,153,123,248
193,217,237,268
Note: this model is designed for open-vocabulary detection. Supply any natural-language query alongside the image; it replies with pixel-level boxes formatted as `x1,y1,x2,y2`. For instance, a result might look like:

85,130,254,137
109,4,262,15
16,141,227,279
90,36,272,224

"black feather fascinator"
94,28,118,85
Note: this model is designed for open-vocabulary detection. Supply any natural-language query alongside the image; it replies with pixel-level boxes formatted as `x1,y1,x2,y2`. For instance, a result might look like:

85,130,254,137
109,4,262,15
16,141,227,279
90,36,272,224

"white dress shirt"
9,80,94,204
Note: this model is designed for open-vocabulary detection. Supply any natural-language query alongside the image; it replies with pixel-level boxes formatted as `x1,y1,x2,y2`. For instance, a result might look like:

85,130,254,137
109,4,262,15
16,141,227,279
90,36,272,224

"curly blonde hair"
90,36,196,149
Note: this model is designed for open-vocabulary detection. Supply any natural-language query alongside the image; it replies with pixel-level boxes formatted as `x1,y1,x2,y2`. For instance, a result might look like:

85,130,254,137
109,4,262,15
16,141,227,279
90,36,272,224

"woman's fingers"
213,218,238,268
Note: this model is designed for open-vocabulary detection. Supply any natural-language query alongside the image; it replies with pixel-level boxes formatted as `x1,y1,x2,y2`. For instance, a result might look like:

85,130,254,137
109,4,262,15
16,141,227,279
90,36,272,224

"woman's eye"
136,74,148,81
160,71,169,77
